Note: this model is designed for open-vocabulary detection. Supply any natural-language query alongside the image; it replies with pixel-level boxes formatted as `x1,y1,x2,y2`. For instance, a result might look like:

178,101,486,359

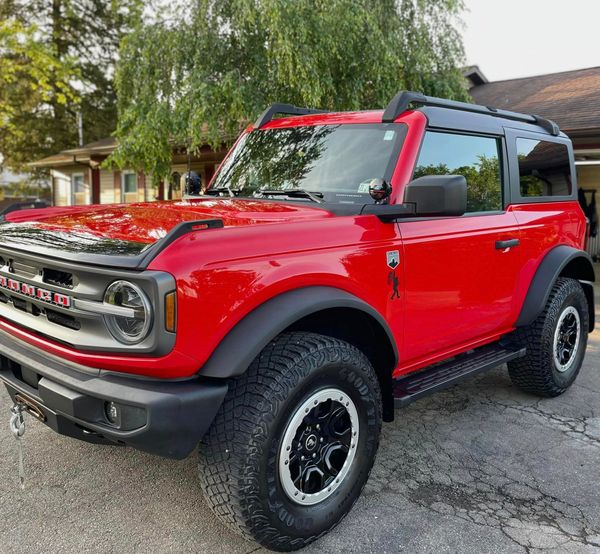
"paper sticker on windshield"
383,130,395,141
357,180,372,193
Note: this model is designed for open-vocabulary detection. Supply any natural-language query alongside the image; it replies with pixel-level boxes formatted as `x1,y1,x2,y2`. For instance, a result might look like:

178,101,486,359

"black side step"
393,344,526,407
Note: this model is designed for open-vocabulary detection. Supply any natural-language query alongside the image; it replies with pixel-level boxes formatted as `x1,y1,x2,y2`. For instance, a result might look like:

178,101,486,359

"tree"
0,0,143,174
413,155,502,212
111,0,470,181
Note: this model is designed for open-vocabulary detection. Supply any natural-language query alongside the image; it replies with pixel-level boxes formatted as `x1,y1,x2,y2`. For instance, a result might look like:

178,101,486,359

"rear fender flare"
516,245,595,331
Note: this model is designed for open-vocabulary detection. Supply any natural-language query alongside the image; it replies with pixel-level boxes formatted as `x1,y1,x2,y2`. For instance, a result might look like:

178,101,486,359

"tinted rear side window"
413,131,503,212
517,138,572,197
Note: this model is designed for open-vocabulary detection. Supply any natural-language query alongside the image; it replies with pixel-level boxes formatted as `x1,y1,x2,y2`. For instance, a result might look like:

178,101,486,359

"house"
466,65,600,258
29,137,228,206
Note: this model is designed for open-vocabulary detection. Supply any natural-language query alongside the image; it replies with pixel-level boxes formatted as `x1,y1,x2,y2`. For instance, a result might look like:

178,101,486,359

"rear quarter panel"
510,200,585,312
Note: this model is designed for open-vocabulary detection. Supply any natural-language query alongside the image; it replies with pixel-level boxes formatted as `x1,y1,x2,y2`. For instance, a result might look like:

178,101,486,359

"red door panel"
397,210,522,372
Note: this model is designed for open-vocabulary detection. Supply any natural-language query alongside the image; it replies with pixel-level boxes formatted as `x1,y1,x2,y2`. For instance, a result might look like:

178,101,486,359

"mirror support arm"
360,203,416,222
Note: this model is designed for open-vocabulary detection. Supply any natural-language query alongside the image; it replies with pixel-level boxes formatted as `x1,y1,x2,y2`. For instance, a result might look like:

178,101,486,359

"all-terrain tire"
507,277,589,397
198,331,382,552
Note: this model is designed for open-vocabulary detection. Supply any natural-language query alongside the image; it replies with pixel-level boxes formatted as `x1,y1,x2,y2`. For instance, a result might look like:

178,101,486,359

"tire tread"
508,277,588,397
198,331,381,551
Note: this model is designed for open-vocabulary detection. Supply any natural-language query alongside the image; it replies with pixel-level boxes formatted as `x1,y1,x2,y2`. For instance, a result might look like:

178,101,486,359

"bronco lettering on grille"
0,274,71,308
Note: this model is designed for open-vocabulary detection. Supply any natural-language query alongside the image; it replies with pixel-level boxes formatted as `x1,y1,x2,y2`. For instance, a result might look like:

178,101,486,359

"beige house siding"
51,165,91,206
576,163,600,260
100,169,117,204
33,138,228,206
576,165,600,189
54,167,154,206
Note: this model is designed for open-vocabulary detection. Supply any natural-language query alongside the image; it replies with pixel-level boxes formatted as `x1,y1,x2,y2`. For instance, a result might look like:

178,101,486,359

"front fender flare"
199,286,398,379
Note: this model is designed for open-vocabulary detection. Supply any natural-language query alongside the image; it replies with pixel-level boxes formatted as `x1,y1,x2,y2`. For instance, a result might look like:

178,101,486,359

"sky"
462,0,600,82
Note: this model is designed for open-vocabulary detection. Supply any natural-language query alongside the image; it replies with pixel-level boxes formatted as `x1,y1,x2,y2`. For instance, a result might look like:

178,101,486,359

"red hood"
4,198,333,244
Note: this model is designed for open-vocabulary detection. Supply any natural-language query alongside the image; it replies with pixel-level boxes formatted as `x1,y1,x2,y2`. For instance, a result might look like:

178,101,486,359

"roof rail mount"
254,103,329,129
382,91,560,136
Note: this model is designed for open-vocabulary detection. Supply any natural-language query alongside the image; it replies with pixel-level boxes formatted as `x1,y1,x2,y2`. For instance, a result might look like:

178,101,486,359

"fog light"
105,402,120,425
103,401,146,430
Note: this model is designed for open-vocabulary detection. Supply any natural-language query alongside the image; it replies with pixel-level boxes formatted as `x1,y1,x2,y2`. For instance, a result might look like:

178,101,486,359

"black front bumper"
0,329,228,459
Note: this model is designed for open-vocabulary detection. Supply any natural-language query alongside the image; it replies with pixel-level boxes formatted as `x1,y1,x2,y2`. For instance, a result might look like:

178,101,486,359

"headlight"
103,280,152,344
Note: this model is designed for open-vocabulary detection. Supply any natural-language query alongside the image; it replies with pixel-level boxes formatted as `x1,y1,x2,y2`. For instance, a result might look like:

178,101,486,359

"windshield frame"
207,122,408,205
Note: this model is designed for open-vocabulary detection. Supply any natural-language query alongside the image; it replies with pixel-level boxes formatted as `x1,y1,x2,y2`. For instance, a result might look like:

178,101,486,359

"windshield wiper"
204,185,240,197
258,188,324,203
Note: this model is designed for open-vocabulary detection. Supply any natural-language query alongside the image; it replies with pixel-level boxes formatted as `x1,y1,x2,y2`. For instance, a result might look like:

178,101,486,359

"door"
397,130,523,368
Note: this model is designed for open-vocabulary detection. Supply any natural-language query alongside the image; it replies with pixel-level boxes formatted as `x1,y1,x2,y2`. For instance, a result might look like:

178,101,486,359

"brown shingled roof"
469,66,600,135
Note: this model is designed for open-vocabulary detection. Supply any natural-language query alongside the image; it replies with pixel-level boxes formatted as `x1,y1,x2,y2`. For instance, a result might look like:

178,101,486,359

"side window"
516,138,572,197
413,131,503,212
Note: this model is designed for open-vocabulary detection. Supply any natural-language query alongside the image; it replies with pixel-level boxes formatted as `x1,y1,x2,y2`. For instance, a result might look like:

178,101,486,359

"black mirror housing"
404,175,467,217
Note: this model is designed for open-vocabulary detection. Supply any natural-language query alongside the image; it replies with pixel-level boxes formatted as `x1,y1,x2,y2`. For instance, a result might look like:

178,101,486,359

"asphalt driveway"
1,303,599,553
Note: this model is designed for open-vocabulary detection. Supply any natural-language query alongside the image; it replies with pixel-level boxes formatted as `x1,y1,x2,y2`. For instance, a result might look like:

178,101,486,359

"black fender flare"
516,245,595,330
199,286,398,379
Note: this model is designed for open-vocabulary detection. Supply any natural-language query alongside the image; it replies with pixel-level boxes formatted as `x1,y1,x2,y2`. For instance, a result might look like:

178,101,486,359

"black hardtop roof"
418,105,569,140
383,91,560,136
255,91,563,139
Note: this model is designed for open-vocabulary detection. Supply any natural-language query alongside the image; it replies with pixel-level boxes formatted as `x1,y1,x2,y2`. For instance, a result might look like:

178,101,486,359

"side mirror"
368,178,392,203
404,175,467,217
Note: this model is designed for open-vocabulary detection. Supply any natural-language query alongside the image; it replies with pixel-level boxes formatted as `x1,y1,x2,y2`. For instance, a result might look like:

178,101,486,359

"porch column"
91,167,101,204
113,170,121,203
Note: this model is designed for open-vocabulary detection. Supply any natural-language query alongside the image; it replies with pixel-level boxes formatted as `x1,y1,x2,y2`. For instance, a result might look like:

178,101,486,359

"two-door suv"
0,92,594,551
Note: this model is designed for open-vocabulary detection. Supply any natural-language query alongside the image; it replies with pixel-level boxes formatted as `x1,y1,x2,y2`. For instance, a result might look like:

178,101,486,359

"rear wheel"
198,332,382,551
508,277,589,396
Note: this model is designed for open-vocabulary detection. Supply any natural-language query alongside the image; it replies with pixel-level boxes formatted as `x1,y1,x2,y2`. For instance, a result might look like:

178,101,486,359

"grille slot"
0,292,8,303
12,260,37,279
42,268,74,289
12,296,28,312
46,308,81,330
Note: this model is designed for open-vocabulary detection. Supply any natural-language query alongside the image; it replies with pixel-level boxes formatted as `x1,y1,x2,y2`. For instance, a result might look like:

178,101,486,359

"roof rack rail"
382,91,560,136
254,103,329,129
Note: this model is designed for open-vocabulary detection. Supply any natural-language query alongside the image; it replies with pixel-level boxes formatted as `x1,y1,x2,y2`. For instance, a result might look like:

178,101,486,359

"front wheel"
198,332,382,551
508,277,589,397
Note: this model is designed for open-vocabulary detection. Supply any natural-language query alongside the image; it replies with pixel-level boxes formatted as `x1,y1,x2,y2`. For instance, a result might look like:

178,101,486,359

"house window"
121,171,138,202
71,173,88,205
516,138,571,198
413,131,503,213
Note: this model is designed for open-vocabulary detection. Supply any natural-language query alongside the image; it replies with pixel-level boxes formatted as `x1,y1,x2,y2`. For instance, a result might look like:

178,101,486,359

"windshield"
209,123,406,204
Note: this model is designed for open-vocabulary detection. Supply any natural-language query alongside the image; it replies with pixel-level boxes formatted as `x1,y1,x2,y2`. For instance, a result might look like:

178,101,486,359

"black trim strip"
137,219,224,267
254,103,328,128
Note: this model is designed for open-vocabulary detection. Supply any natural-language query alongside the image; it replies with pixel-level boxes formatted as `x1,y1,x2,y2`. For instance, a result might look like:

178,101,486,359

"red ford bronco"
0,92,594,551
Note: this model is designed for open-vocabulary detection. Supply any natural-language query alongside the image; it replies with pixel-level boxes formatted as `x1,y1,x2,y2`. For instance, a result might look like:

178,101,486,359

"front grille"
0,245,174,355
42,267,74,289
